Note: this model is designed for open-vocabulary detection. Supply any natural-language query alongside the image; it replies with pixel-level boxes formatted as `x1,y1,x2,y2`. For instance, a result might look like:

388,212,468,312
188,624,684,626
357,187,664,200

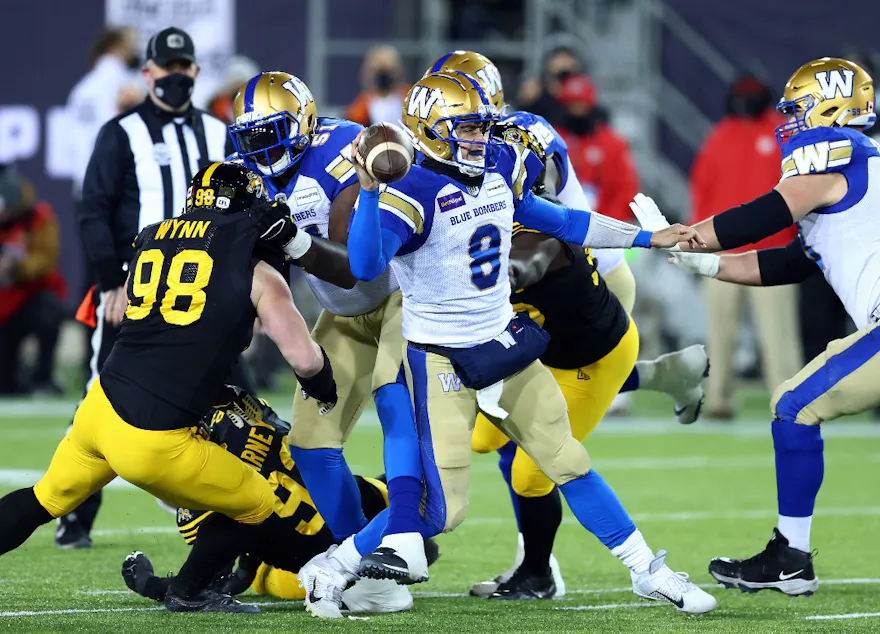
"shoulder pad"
780,128,853,180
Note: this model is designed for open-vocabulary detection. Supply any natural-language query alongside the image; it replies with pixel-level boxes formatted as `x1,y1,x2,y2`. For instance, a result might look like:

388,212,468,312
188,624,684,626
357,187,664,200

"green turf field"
1,386,879,633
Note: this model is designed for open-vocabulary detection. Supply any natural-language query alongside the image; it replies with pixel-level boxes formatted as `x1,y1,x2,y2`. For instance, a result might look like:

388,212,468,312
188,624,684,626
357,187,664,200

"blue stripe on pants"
775,326,880,423
406,344,446,533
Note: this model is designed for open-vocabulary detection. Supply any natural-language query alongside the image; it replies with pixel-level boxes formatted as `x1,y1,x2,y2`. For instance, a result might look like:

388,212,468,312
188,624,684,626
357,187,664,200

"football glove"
249,200,313,260
667,251,720,278
295,347,338,416
628,193,682,252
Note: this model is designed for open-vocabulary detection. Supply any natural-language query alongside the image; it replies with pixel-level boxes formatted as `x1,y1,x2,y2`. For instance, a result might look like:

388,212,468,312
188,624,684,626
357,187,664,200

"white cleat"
549,554,566,598
299,548,353,619
631,550,717,614
358,532,429,585
653,344,709,424
342,578,414,613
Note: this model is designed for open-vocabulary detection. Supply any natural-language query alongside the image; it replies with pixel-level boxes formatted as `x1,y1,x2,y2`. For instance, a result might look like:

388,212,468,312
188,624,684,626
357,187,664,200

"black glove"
295,347,337,416
249,200,298,246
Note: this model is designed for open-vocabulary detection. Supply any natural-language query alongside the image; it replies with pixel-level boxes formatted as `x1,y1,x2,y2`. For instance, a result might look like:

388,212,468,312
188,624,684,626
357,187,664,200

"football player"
228,72,429,569
0,162,337,613
122,385,426,615
296,71,717,618
428,51,709,598
636,57,878,596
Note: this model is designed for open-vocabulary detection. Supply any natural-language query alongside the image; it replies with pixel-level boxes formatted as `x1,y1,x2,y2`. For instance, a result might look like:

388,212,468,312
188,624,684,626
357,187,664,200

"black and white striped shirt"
78,97,232,290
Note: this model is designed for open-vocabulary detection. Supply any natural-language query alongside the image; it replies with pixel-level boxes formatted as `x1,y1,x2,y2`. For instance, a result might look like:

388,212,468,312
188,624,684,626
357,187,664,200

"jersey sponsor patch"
781,139,852,179
485,179,507,199
438,191,466,212
294,186,321,207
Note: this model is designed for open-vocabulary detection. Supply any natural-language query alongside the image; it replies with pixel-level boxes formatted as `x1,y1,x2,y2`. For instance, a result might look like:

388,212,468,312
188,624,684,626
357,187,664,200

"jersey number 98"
469,224,502,290
126,249,214,326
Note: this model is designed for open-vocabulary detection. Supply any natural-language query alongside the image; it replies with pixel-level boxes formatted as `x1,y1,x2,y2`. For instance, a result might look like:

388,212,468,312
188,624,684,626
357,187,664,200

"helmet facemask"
230,112,311,178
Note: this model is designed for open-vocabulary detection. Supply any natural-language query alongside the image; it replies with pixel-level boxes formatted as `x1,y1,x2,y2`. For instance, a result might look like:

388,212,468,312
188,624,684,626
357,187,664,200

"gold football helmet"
426,50,505,112
402,71,500,176
776,57,875,146
230,72,318,177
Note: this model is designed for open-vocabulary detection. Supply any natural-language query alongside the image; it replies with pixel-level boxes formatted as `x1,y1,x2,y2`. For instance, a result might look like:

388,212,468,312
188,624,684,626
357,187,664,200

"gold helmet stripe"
201,162,223,187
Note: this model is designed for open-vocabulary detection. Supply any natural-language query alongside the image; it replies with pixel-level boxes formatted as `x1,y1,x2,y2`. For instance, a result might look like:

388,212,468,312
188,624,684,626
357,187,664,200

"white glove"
668,251,720,278
629,193,681,252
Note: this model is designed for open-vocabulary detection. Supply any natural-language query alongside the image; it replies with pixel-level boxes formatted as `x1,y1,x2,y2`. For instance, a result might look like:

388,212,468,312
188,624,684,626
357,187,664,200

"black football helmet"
185,161,268,215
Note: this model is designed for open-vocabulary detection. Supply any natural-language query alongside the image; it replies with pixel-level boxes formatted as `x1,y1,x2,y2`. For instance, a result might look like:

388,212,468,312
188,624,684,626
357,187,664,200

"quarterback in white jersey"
642,57,878,597
291,70,718,620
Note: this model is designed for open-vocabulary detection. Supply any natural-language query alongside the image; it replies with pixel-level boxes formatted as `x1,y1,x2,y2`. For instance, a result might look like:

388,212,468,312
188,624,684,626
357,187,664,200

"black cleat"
424,537,440,568
122,551,165,602
709,527,819,596
164,587,260,613
217,554,261,596
359,547,413,583
489,566,556,600
54,520,92,549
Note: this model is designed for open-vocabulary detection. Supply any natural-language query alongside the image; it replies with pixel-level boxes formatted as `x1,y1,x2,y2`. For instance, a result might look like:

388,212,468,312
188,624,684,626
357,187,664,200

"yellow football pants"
472,317,639,497
33,379,279,524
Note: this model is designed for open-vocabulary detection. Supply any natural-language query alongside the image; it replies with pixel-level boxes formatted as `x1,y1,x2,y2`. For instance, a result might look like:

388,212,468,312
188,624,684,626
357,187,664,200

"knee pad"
771,420,824,453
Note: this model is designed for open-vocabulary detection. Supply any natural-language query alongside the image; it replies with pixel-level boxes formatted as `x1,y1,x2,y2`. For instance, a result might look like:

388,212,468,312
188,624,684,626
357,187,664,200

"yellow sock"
251,563,305,600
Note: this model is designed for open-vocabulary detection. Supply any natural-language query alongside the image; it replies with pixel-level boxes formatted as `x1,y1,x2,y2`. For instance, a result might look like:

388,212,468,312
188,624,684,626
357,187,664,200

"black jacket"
78,97,233,290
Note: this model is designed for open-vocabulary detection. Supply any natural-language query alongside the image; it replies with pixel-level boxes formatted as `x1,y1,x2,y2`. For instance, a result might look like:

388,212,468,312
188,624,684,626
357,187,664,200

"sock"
0,488,54,555
518,489,562,577
778,515,812,553
385,476,427,536
144,575,172,602
633,360,656,390
288,446,367,541
256,564,305,600
619,367,640,393
771,420,823,550
330,535,362,578
354,508,389,556
610,529,655,575
497,442,522,532
559,470,636,550
374,383,421,482
172,514,250,598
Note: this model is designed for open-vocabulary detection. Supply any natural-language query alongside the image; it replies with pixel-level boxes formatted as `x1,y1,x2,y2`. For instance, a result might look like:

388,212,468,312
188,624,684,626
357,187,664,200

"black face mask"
154,73,195,109
553,69,574,84
374,71,395,92
562,113,596,136
729,92,770,118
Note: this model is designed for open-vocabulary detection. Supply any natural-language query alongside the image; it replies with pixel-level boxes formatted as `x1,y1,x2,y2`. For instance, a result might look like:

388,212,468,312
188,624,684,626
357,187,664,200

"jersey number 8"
469,223,502,290
125,249,215,326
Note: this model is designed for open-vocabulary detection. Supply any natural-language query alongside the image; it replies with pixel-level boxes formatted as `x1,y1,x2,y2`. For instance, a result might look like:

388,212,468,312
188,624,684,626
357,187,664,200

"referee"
62,26,253,549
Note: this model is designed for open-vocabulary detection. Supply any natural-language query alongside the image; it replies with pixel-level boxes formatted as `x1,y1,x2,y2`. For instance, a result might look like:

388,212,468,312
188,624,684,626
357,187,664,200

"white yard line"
553,602,663,611
805,612,880,621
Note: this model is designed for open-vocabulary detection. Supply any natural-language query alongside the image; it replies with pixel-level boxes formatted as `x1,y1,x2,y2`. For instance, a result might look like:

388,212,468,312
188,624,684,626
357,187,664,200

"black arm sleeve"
757,238,818,286
713,190,794,251
78,122,131,290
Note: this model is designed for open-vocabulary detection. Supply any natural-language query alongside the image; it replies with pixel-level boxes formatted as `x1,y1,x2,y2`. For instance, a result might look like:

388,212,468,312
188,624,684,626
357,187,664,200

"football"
357,122,414,184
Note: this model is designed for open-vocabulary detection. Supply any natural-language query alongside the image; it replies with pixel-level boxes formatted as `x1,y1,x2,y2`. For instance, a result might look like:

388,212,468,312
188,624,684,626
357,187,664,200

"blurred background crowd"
2,0,879,420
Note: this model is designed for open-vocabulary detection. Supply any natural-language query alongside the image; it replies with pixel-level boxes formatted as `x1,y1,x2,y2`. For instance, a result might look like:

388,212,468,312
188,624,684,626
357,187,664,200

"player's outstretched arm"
514,190,705,250
508,230,566,290
251,261,337,412
683,173,846,253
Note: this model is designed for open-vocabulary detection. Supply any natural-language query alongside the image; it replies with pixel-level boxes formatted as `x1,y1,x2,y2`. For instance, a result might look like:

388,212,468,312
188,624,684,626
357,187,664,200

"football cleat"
631,550,717,614
342,578,414,613
489,566,556,600
217,553,261,596
299,548,353,619
358,532,429,584
122,551,165,602
164,587,260,613
470,534,566,598
654,344,710,424
54,518,92,549
708,527,819,596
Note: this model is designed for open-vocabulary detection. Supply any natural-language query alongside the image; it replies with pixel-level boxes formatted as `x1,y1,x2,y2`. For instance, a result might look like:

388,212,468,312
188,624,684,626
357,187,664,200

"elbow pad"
714,190,794,251
295,347,338,415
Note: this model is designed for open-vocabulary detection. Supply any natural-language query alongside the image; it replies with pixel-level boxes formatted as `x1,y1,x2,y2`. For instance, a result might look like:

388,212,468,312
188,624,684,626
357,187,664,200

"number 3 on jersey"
126,249,214,326
469,224,502,290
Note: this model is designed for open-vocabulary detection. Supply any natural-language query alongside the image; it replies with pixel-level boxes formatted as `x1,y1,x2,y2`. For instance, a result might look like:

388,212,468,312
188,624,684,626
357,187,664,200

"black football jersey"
100,211,261,430
511,224,630,369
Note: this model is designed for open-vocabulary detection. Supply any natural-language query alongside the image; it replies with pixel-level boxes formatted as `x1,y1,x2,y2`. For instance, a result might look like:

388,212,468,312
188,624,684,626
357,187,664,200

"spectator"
0,165,66,395
517,44,584,126
555,74,638,221
689,75,803,419
344,45,409,126
207,55,261,124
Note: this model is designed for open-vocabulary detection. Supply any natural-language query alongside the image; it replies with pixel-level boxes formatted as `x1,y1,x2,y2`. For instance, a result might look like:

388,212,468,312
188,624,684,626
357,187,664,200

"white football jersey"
783,127,880,328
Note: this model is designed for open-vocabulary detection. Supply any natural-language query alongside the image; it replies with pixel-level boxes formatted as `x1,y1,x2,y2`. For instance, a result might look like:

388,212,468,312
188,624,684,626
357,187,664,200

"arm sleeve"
514,190,652,248
757,238,819,286
347,188,407,280
78,122,130,290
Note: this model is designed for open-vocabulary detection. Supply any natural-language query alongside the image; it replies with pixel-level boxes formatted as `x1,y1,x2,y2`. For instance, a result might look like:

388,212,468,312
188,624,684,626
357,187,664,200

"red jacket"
558,122,639,222
690,110,797,253
0,201,67,325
